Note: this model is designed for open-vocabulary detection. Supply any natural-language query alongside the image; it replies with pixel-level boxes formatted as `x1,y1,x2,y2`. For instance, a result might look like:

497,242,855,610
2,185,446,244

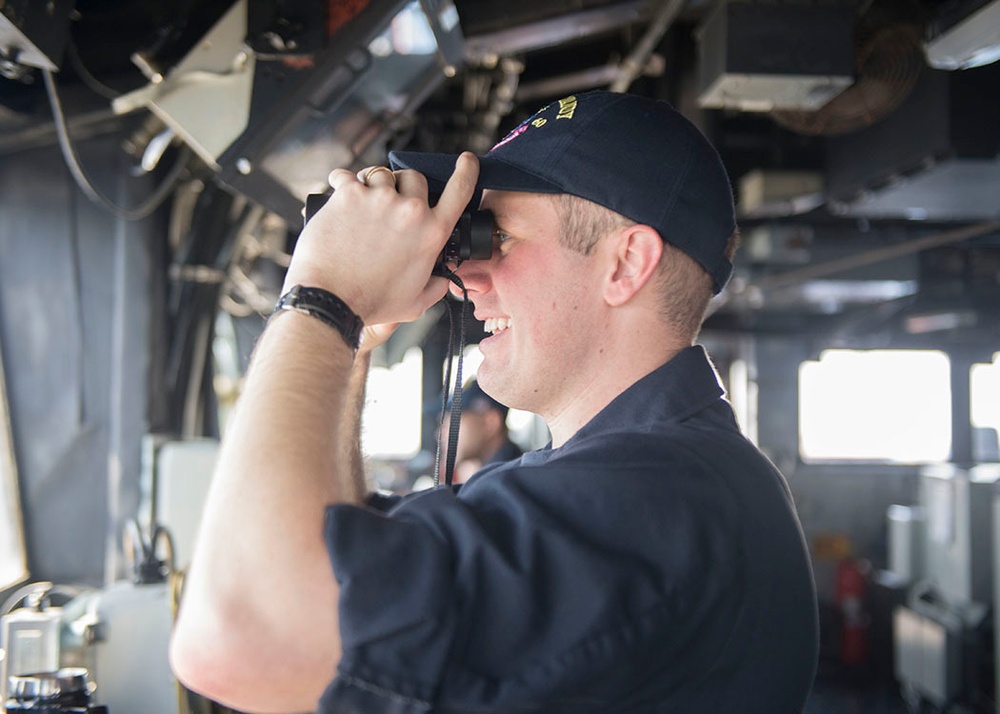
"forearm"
171,311,355,712
338,350,373,502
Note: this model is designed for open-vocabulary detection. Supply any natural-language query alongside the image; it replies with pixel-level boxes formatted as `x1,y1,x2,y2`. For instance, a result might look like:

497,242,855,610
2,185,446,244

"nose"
450,256,491,300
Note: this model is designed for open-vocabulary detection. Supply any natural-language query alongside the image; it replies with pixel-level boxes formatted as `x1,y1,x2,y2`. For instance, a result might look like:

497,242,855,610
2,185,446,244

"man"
441,379,524,484
170,91,818,713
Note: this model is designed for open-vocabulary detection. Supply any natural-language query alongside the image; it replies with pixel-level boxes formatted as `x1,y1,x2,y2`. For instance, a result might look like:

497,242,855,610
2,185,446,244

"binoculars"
304,191,493,274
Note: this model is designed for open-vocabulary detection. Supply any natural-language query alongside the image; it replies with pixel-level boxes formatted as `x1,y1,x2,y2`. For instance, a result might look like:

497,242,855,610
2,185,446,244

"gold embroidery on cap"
556,96,577,119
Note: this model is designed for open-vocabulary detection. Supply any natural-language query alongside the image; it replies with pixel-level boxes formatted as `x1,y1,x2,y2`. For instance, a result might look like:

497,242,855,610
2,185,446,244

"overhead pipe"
468,57,525,155
464,1,646,63
610,0,686,92
750,220,1000,292
517,55,665,103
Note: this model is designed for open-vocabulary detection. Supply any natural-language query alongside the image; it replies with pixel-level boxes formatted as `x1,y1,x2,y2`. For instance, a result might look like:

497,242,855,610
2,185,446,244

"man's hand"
284,152,480,327
359,321,399,356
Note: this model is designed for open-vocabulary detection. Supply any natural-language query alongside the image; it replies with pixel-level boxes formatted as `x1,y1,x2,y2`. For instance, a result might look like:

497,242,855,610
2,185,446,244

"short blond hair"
549,193,631,256
549,194,739,341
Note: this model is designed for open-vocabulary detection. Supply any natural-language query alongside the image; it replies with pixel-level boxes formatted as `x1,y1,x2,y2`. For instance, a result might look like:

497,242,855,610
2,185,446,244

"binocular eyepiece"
304,191,493,274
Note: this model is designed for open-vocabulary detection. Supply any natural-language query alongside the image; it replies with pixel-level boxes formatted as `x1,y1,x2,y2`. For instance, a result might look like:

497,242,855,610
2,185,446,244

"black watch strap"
272,285,363,352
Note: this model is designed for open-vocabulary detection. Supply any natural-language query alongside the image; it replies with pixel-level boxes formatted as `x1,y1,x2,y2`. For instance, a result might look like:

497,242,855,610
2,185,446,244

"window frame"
0,341,29,591
798,348,953,464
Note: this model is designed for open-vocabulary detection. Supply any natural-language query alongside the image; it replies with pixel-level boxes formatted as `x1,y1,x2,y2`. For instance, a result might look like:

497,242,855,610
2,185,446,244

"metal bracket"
112,0,255,170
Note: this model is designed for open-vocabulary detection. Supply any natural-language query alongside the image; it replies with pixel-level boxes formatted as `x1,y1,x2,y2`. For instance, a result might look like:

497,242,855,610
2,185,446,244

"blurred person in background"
440,379,523,483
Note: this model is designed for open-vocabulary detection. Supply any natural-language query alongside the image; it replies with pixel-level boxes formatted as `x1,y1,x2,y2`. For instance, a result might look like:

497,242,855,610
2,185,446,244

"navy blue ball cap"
389,90,737,293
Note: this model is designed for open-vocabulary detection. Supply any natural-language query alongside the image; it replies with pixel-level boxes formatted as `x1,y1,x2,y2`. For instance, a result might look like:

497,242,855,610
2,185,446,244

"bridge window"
363,347,424,459
1,360,28,590
971,353,1000,461
799,349,952,463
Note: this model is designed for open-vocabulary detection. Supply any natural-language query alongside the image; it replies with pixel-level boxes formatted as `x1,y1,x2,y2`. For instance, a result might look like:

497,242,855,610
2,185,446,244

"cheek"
499,249,573,298
497,249,596,343
526,289,592,358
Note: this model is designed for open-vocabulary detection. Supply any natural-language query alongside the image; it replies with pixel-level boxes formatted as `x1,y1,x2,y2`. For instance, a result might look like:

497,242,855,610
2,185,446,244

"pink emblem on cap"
490,123,528,152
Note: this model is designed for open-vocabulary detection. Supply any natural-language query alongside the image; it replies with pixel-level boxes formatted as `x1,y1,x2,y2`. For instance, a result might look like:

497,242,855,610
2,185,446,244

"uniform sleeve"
317,456,743,714
320,491,458,710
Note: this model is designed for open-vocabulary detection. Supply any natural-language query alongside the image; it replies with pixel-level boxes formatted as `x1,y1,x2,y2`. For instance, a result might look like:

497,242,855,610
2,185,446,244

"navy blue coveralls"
319,346,819,713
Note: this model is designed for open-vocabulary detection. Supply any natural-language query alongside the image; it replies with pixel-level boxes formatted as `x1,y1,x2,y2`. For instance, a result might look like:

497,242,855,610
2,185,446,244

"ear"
603,225,663,307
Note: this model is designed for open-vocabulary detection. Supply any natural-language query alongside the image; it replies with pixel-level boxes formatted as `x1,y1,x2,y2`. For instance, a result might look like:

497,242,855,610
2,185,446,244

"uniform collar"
563,345,726,447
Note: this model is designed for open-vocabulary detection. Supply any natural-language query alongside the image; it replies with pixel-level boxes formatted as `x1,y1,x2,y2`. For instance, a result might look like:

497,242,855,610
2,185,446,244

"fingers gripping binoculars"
304,190,493,275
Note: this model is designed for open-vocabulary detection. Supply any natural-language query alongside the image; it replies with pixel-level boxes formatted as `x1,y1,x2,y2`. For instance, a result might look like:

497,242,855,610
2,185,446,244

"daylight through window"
799,349,952,463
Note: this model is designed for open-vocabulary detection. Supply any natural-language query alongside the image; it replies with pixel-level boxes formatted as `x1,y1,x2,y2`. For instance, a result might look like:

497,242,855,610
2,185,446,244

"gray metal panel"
0,138,156,587
888,505,925,582
829,157,1000,221
893,605,961,706
893,606,924,688
993,476,1000,712
920,464,996,605
91,582,178,714
919,613,956,704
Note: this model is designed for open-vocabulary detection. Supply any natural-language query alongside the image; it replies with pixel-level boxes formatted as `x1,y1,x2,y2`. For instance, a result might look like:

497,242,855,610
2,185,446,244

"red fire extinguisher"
835,557,870,666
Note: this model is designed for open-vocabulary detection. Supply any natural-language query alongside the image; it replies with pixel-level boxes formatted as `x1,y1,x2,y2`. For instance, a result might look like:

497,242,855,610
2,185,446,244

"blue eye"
493,229,513,248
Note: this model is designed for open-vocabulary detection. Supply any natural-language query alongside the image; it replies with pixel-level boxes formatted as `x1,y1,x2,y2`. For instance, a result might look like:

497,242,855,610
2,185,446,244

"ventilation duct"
695,1,855,112
825,62,1000,220
770,11,924,137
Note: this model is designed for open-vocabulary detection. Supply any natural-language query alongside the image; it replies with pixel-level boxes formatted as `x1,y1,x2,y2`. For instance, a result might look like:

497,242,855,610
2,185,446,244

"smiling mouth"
483,317,512,335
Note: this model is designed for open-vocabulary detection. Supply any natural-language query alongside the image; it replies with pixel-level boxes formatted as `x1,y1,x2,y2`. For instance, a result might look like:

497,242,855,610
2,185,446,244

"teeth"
484,317,512,335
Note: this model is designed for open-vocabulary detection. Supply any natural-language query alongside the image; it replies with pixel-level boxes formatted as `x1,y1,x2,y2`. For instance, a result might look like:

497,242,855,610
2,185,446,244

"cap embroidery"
489,96,578,152
556,95,577,119
491,122,529,151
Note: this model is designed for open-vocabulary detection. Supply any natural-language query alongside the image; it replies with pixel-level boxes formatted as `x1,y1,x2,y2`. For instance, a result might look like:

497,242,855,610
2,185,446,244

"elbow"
170,616,238,708
170,598,268,711
168,631,204,692
170,593,340,713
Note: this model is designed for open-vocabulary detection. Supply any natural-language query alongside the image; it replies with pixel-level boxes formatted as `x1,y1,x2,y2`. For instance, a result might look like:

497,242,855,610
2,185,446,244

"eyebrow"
490,211,515,226
485,204,524,223
482,193,543,228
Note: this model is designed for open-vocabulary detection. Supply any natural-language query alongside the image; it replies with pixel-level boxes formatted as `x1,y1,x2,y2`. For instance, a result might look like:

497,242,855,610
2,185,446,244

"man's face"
453,190,606,420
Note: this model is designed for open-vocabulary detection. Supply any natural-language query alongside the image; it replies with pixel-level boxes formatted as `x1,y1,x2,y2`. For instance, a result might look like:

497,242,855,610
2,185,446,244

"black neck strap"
433,266,469,487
